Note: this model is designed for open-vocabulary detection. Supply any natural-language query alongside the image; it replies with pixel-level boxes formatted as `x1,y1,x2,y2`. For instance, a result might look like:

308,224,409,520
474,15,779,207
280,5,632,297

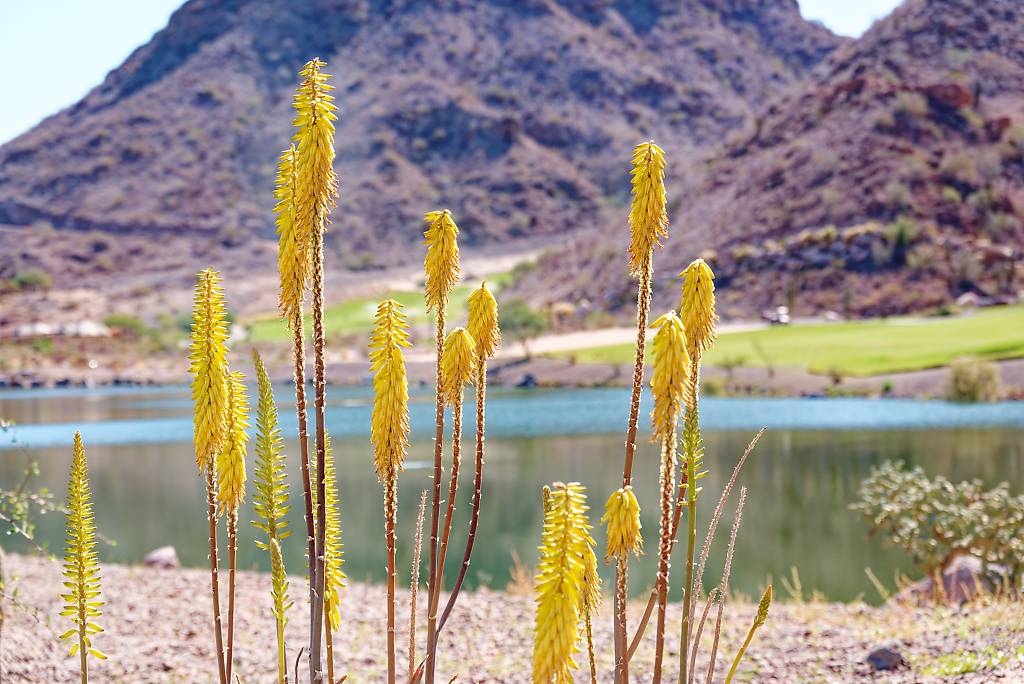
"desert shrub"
10,267,52,291
500,298,547,356
947,356,1001,402
103,313,146,338
852,461,1024,583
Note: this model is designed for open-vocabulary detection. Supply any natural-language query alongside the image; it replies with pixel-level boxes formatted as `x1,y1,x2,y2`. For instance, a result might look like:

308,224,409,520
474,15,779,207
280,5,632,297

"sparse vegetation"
947,356,1001,402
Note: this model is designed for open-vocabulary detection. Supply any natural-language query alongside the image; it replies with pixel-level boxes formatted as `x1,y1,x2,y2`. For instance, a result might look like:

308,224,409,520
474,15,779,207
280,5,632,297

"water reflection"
1,388,1021,602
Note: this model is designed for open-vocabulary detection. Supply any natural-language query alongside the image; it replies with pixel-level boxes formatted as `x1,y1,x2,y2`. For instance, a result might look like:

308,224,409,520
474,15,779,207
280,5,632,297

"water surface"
2,386,1022,602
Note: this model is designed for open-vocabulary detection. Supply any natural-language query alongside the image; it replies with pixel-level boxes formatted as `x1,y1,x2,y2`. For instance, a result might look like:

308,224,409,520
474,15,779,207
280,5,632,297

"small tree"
500,298,547,358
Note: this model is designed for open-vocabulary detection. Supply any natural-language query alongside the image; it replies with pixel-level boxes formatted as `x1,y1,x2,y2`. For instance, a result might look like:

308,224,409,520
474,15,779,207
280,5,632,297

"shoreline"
3,355,1024,401
4,553,1021,682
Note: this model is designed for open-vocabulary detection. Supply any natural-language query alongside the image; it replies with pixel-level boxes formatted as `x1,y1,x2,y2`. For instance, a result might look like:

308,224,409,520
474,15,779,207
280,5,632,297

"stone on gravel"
867,644,907,671
143,546,179,569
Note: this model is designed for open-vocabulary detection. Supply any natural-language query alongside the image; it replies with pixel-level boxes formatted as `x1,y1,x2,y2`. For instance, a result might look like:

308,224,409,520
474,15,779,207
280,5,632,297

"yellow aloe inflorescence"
649,311,690,444
467,282,501,359
59,432,106,674
323,434,347,632
440,327,477,406
252,349,291,547
275,145,304,324
679,258,718,358
423,209,461,312
627,141,669,276
269,537,293,684
369,299,411,484
217,370,249,515
532,482,595,684
293,58,339,247
601,486,643,561
190,268,229,472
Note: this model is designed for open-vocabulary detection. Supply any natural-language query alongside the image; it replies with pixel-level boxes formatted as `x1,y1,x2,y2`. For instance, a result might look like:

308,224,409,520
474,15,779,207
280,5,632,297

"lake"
2,386,1023,603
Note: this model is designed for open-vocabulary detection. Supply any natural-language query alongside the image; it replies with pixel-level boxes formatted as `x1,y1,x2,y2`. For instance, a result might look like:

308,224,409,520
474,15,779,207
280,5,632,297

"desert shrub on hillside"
947,356,1001,402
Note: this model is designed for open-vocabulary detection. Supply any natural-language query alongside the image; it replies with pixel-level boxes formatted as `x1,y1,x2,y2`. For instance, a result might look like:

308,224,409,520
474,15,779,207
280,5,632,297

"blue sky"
0,0,901,145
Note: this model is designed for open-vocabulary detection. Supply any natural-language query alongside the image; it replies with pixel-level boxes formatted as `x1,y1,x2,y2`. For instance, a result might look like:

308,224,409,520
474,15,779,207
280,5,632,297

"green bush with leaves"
852,461,1024,584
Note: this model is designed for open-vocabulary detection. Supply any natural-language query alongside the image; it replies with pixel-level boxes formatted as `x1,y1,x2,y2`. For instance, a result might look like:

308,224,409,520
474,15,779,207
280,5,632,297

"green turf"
555,305,1024,377
245,272,513,343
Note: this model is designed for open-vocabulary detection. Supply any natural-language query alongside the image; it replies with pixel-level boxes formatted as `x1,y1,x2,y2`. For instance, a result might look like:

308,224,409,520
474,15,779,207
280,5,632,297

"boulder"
867,644,907,671
896,555,1010,605
143,546,179,569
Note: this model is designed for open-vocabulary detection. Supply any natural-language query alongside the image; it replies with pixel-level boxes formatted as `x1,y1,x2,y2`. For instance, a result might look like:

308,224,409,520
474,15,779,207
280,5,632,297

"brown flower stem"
614,253,651,684
627,472,687,661
385,481,398,684
679,356,701,684
409,491,427,683
291,310,317,630
585,606,598,684
688,590,718,684
428,390,463,671
424,306,446,684
206,469,227,684
310,227,328,683
437,359,486,634
226,509,238,684
614,556,630,684
653,431,677,683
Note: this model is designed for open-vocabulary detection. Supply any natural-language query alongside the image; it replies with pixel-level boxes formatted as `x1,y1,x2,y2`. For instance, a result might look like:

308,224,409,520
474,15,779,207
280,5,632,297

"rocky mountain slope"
512,0,1024,319
0,0,840,279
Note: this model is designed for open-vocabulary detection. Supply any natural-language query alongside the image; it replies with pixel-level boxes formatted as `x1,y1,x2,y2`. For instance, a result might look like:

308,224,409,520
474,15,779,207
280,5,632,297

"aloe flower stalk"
252,350,292,684
218,369,249,684
602,485,642,682
370,299,411,684
617,140,669,683
429,328,476,668
648,312,689,682
292,56,339,683
723,585,773,684
422,208,460,684
580,529,602,684
322,434,346,684
678,258,718,684
438,282,501,634
409,490,427,683
59,432,106,684
189,268,229,684
269,538,293,684
533,482,595,683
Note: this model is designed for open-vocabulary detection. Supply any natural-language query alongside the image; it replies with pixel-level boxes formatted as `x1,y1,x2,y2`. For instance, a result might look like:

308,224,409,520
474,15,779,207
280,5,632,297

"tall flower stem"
385,485,397,683
652,432,677,682
310,226,328,682
431,395,463,628
206,469,227,684
424,306,446,684
409,491,427,683
291,312,317,622
226,510,238,684
438,358,485,632
678,363,700,684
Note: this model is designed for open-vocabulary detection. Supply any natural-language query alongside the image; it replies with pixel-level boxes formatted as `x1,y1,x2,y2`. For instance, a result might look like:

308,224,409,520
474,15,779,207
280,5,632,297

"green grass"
556,305,1024,377
245,272,513,343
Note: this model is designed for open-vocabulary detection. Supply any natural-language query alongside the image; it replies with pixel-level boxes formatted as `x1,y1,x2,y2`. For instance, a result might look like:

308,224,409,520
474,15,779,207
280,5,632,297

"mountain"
0,0,841,278
512,0,1024,319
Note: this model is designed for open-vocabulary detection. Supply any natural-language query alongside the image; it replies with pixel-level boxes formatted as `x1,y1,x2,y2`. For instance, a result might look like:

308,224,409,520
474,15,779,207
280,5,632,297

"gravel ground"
3,554,1023,683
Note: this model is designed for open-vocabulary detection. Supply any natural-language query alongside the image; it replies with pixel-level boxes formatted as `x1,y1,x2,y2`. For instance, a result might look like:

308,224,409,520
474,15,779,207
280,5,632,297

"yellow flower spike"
190,268,229,472
440,327,477,406
423,209,461,312
679,258,718,355
724,584,773,684
369,299,411,484
275,145,306,324
649,311,690,443
628,141,669,276
60,432,107,667
322,433,347,632
601,486,643,562
252,350,291,548
217,370,249,515
532,482,595,684
293,58,339,249
467,282,501,359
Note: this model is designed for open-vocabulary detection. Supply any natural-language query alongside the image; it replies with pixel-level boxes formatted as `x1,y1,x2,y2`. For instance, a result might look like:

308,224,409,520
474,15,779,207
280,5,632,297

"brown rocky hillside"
0,0,840,278
512,0,1024,320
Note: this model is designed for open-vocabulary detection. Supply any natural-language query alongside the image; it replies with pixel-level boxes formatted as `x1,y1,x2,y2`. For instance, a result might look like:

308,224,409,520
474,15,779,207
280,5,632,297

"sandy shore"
3,553,1022,682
